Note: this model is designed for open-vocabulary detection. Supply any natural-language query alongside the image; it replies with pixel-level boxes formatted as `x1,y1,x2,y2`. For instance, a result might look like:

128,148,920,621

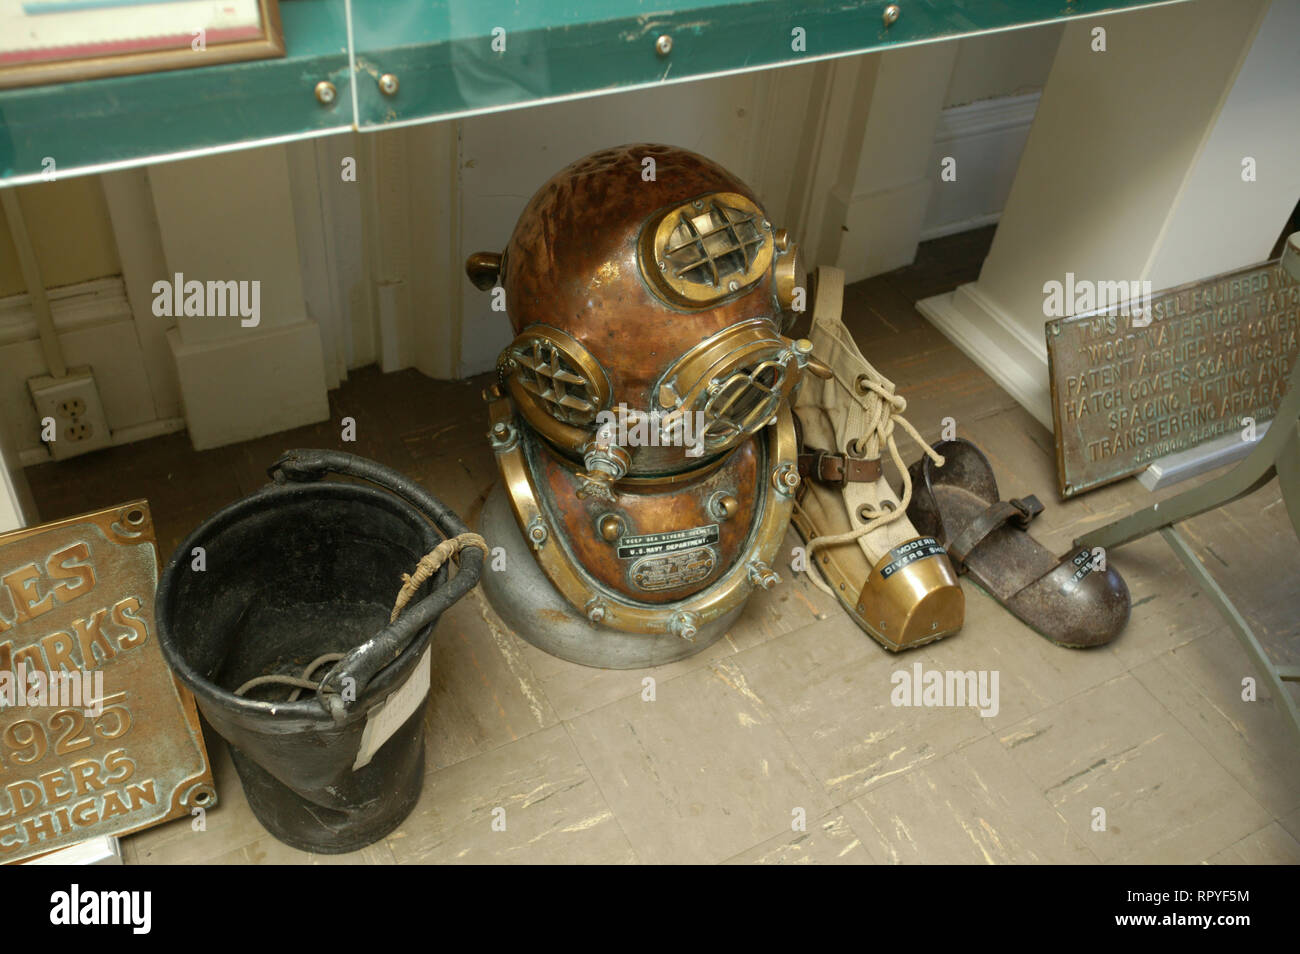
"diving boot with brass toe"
791,266,964,651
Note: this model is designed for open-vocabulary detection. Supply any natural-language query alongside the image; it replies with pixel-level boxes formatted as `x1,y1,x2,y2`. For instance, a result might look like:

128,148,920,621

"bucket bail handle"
266,449,487,722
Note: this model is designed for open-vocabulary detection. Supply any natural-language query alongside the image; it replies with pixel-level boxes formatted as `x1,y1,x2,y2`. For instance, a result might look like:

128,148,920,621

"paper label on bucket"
352,646,431,771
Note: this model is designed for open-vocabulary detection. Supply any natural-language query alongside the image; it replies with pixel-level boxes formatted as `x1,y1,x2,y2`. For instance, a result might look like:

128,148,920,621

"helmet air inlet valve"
578,429,631,501
709,491,740,521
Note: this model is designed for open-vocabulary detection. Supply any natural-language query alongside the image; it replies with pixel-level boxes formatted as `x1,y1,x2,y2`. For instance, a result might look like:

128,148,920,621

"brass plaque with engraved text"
0,501,214,863
1046,260,1299,497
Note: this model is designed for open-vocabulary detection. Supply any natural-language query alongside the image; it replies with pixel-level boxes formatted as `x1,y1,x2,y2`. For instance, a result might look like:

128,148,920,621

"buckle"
815,451,845,486
797,448,882,485
1008,495,1043,529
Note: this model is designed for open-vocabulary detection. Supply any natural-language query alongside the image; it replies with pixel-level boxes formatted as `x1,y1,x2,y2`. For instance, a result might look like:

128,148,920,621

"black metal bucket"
155,449,483,854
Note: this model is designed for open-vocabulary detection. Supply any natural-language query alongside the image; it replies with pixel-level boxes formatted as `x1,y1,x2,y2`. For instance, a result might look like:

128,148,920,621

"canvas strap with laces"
793,268,945,595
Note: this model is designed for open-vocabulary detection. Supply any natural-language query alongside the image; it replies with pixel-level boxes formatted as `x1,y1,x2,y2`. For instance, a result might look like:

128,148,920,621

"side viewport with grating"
509,331,609,426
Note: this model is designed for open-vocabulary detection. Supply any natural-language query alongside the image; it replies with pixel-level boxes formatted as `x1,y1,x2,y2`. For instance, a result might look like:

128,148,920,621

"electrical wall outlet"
28,367,113,460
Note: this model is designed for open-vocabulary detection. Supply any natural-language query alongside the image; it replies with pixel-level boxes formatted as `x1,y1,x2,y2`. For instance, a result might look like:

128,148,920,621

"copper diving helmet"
470,143,822,668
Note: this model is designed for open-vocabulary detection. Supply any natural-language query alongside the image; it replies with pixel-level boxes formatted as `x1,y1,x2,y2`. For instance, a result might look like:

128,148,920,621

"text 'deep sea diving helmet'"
469,143,827,668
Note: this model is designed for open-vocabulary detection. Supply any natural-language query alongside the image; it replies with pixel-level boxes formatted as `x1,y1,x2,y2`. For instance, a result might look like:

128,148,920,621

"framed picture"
0,0,284,90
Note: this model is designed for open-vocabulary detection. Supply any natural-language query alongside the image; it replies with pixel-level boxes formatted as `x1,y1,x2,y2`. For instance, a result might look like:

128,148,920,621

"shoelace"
796,362,944,595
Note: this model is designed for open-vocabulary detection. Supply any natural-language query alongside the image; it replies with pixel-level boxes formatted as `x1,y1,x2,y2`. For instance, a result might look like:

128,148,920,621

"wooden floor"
25,228,1300,864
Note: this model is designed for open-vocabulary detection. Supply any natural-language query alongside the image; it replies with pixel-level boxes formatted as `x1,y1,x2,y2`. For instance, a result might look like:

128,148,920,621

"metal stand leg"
1159,527,1300,751
1074,355,1300,749
1274,419,1300,541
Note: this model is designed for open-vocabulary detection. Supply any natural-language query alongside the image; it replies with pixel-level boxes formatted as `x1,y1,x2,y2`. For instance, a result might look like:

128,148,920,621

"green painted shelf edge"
0,0,353,184
347,0,1185,129
1,0,1185,185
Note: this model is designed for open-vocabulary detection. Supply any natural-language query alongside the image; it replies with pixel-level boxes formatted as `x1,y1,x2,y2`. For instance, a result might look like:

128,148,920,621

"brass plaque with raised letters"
0,501,214,863
1047,261,1299,498
629,546,718,591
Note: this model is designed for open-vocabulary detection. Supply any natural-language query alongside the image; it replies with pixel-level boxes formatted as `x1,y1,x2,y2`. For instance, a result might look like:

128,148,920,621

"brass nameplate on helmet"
1046,260,1298,498
0,502,215,863
616,524,720,560
630,547,718,591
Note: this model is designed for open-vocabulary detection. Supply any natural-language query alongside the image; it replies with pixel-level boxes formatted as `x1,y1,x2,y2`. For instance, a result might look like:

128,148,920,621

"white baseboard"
920,92,1039,243
168,320,330,451
919,212,1002,243
18,417,187,467
916,282,1053,429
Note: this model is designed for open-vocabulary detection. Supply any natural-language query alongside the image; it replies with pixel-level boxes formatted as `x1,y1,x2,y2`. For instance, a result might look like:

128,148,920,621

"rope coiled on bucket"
389,533,489,622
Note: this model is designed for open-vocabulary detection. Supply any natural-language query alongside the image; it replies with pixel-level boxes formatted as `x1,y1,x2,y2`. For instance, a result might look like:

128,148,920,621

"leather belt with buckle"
797,449,883,486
